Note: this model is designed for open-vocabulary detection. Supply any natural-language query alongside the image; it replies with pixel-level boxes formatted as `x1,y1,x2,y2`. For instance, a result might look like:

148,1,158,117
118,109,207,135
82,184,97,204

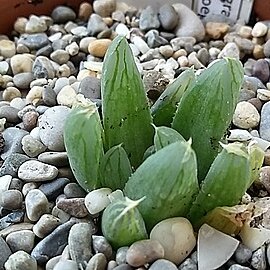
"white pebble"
56,85,77,107
132,36,150,54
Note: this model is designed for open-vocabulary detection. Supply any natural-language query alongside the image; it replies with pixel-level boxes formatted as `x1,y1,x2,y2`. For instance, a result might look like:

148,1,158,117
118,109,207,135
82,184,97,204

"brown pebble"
22,111,39,131
78,2,93,21
205,22,230,39
88,39,112,58
253,44,265,59
248,98,263,112
56,198,88,218
126,239,164,267
258,166,270,193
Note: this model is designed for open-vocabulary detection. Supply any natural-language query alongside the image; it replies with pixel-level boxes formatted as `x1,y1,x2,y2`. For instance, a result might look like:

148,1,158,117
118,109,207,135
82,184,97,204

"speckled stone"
57,198,88,218
6,230,35,253
4,250,37,270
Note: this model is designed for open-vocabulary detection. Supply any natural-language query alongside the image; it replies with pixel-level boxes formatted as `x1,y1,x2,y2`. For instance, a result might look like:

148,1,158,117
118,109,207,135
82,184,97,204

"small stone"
51,6,76,23
68,223,93,266
228,265,252,270
252,59,270,84
31,220,76,264
87,14,108,36
38,105,71,151
54,260,78,270
56,85,77,107
85,188,112,215
88,39,112,58
79,76,101,99
66,42,79,56
173,3,205,41
10,54,33,75
33,214,61,238
227,129,252,142
0,40,16,58
150,217,196,265
238,26,252,39
178,56,189,67
126,239,164,267
50,50,69,65
139,6,160,31
252,22,268,37
115,23,130,38
0,190,23,210
25,15,47,33
233,101,260,129
0,105,20,123
36,44,53,57
0,236,12,269
2,87,21,102
170,37,196,51
6,230,35,253
39,177,70,201
13,72,34,89
57,63,71,77
258,166,270,193
22,111,38,132
264,39,270,58
253,45,265,59
1,127,28,160
25,189,49,222
18,33,49,50
159,45,174,58
37,152,69,167
218,42,240,59
264,150,270,166
41,85,57,106
158,4,178,31
113,264,133,270
92,235,113,260
64,183,86,198
116,247,129,265
21,134,46,157
178,258,197,270
251,245,267,270
112,10,125,23
19,159,58,181
149,259,177,270
257,89,270,101
78,2,93,21
206,22,229,39
32,56,55,79
234,37,254,55
57,198,88,218
146,30,168,48
259,101,270,141
93,0,116,17
0,61,9,75
234,243,252,264
86,253,107,270
4,250,37,270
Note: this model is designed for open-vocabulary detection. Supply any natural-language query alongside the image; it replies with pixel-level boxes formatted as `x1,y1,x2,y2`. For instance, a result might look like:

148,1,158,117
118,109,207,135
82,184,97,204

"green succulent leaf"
101,35,153,168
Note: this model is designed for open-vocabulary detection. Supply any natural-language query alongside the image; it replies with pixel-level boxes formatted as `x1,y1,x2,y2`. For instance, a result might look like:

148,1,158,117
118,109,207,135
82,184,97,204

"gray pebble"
234,37,254,54
239,89,256,102
18,160,58,182
0,190,23,210
4,250,37,270
36,44,53,57
39,177,70,201
0,153,30,177
18,33,49,50
170,37,196,51
25,189,49,222
9,177,23,191
93,0,116,17
6,230,35,253
107,260,117,270
86,253,107,270
0,211,24,230
259,101,270,141
54,260,78,270
145,29,168,48
38,105,71,151
79,76,101,99
149,259,177,270
32,214,61,238
92,235,113,260
251,246,267,270
56,198,88,218
252,59,270,84
37,151,69,167
234,244,252,264
228,265,252,270
51,6,76,24
71,26,89,37
64,183,86,198
52,39,68,51
264,39,270,58
0,105,20,123
173,4,205,41
13,72,34,89
42,85,57,106
0,236,12,269
68,223,93,267
178,258,197,269
21,135,46,157
139,6,160,31
50,49,70,65
31,219,76,264
197,48,210,66
1,127,28,160
159,4,179,31
87,14,108,36
32,56,55,79
116,246,129,265
113,264,133,270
